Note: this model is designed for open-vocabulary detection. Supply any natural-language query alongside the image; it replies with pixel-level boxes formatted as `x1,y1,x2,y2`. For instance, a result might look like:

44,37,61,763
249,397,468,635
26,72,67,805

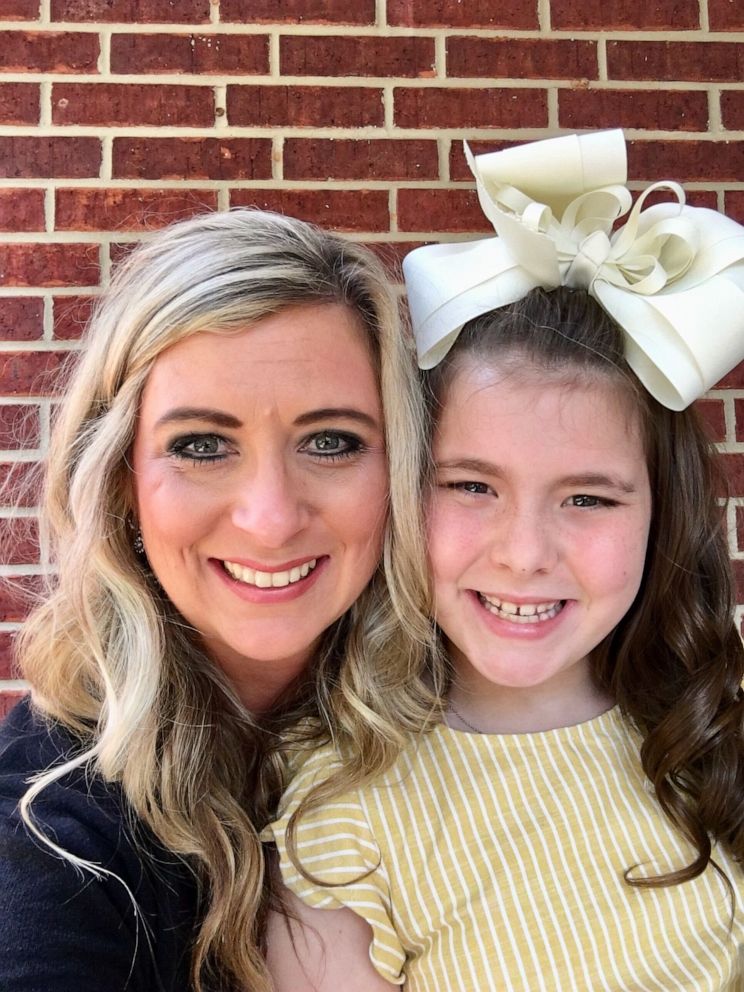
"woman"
0,209,433,992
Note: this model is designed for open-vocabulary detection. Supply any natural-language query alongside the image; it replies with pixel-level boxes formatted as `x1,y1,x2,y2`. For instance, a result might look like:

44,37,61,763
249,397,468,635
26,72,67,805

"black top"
0,697,201,992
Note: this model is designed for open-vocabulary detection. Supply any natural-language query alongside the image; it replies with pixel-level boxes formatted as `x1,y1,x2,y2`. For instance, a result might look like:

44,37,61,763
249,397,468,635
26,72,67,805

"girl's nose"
231,462,311,549
489,505,558,576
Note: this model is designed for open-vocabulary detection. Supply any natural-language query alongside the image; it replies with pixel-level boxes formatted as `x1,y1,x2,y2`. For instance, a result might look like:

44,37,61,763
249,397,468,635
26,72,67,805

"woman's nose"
231,461,311,549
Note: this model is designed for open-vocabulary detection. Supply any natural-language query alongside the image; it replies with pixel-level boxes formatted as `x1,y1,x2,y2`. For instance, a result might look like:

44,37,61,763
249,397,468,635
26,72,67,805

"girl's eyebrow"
154,407,242,429
436,460,638,494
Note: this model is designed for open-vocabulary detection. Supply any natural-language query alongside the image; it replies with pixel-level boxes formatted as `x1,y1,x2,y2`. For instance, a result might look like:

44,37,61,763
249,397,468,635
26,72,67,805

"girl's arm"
266,887,397,992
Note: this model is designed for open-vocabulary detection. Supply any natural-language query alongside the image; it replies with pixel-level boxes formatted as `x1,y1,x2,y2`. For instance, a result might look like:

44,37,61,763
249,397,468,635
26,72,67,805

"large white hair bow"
403,129,744,410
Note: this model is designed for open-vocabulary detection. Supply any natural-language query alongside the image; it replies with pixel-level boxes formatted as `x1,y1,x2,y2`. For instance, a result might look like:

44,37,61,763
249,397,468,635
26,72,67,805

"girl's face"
131,303,388,711
428,359,652,730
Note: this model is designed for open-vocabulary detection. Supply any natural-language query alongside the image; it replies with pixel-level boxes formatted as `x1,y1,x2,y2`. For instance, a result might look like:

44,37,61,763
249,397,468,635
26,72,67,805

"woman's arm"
266,888,398,992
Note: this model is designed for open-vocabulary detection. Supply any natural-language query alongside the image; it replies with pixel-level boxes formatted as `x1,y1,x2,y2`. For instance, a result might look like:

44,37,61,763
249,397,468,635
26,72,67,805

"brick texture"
551,0,699,29
721,91,744,131
0,188,45,231
395,87,548,129
558,89,709,132
397,189,490,233
0,350,72,395
726,192,744,225
110,33,269,75
0,82,38,124
113,137,273,180
53,83,215,126
51,0,211,22
0,31,99,72
52,295,96,340
230,189,390,232
607,41,744,82
283,139,439,180
0,0,38,19
227,85,385,128
387,0,538,28
0,244,99,287
709,0,744,30
0,298,43,341
281,36,435,78
447,37,598,79
220,0,375,23
55,188,218,232
628,140,744,182
0,136,100,178
0,404,40,449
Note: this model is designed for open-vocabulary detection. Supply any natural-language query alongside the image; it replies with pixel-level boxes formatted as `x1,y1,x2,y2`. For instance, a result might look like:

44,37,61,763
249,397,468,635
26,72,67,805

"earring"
133,529,146,557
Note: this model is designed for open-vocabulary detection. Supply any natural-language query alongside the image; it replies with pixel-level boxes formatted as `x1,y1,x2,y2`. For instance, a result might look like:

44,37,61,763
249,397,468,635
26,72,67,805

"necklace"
447,700,484,734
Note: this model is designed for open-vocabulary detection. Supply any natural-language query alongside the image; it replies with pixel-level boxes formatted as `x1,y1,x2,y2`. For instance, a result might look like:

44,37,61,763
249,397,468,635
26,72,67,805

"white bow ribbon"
403,130,744,410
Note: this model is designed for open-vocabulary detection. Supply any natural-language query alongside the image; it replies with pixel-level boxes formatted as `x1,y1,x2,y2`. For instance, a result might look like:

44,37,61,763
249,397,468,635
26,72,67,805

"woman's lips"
222,558,318,589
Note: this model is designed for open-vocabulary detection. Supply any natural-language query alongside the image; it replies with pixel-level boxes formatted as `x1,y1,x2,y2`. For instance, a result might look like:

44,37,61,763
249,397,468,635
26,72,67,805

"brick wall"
0,0,743,711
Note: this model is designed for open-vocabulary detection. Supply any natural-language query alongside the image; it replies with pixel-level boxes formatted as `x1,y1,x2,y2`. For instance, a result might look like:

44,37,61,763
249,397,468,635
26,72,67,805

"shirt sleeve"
266,747,406,985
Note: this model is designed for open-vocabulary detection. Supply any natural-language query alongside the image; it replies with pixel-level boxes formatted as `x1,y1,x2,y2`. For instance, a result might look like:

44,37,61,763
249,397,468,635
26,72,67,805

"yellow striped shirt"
269,707,744,991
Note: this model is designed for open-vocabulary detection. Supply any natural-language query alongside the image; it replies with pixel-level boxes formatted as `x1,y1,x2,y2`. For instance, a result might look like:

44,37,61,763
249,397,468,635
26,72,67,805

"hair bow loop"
403,130,744,409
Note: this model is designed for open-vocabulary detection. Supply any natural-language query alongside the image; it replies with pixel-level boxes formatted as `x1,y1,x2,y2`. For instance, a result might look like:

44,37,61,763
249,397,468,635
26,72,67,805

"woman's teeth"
223,559,317,588
478,594,564,624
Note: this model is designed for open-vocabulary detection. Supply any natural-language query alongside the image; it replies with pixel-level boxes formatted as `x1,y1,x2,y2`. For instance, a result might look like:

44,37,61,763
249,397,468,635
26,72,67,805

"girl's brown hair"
425,285,744,891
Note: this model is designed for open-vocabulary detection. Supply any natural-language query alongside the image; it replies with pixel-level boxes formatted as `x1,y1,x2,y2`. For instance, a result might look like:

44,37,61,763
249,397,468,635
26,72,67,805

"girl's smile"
428,359,652,733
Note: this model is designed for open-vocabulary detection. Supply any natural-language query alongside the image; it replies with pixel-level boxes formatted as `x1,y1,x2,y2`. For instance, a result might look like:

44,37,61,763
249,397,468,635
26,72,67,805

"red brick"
0,137,100,179
284,138,438,181
388,0,536,27
0,460,42,506
628,140,744,183
559,88,708,132
2,516,39,564
230,188,389,232
0,298,43,341
0,574,42,622
111,32,268,75
53,294,96,340
113,137,272,181
696,398,726,443
725,191,744,225
0,404,40,449
221,0,374,23
447,37,598,80
394,87,547,129
227,84,384,128
0,693,26,720
709,0,744,30
0,633,19,681
55,189,217,233
721,454,744,496
0,0,38,18
280,35,435,78
552,0,698,29
722,91,744,132
398,188,489,233
737,506,744,553
607,42,744,83
0,31,98,72
0,350,71,395
52,83,214,127
449,138,512,180
0,189,44,232
0,83,38,124
735,559,744,603
51,0,210,21
0,244,100,287
735,398,744,443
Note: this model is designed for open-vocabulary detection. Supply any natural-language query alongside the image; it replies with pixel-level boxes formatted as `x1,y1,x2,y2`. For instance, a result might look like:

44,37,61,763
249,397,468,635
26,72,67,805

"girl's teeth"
223,559,317,587
479,594,563,624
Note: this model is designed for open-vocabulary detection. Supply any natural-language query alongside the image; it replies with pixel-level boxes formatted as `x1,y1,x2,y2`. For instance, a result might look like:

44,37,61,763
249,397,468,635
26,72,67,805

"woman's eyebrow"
293,408,381,430
154,407,243,429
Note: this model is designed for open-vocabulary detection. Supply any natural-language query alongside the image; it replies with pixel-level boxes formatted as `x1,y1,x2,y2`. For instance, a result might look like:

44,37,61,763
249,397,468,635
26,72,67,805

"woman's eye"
303,431,362,459
168,434,229,463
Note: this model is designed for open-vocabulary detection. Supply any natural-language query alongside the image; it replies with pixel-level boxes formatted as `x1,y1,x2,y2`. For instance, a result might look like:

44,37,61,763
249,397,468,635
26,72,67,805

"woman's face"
131,303,388,710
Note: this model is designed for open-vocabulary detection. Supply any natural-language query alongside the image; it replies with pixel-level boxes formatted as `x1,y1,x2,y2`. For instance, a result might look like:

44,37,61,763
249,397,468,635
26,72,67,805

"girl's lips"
469,589,572,636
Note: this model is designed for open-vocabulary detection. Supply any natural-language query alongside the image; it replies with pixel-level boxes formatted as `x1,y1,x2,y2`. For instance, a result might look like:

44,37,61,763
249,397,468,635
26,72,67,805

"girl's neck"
447,651,615,735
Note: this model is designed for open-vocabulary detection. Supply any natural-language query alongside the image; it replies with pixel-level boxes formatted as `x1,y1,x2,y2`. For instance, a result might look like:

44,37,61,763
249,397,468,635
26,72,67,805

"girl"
0,209,432,992
266,132,744,990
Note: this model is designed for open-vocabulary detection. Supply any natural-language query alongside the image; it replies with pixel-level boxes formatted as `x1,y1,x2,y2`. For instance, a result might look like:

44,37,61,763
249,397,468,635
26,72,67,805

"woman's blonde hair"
16,209,434,991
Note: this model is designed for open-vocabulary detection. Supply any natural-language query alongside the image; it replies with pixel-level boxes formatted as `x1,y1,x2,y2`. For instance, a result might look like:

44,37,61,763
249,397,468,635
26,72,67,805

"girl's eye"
168,434,230,463
447,481,491,496
302,431,363,460
566,494,615,508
